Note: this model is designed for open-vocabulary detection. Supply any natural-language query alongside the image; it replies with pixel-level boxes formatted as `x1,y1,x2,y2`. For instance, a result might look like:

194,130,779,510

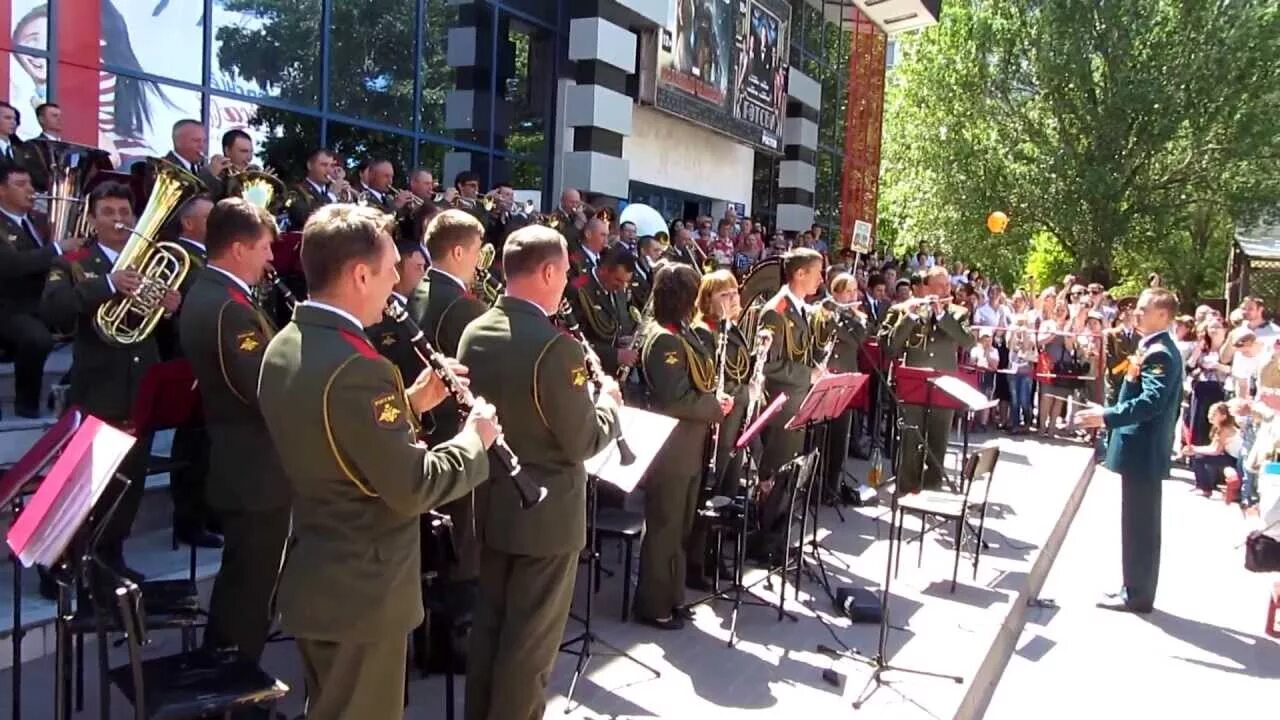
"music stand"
561,406,672,710
6,416,137,720
688,394,803,647
785,372,867,602
1,410,82,720
852,374,984,709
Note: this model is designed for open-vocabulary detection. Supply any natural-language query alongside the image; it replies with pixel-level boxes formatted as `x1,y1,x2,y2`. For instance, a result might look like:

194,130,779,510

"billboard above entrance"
647,0,791,155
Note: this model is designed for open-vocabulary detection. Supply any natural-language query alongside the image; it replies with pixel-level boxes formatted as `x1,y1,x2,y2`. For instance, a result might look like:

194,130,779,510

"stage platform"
0,433,1096,719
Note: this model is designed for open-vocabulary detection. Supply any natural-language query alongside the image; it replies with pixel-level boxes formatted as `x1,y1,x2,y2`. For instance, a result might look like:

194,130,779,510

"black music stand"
785,373,867,603
560,406,669,711
5,415,136,720
688,394,801,647
851,374,981,709
1,410,82,720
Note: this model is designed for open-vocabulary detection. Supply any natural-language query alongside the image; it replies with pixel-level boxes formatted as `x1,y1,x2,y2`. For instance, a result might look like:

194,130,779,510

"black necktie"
22,218,41,247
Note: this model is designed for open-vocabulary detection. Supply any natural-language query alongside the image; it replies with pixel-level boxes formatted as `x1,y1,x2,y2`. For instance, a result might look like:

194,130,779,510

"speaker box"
835,586,882,623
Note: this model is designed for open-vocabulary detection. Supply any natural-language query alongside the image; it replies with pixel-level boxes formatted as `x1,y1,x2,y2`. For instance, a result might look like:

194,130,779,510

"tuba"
225,166,287,214
31,140,108,243
93,158,204,346
473,243,504,305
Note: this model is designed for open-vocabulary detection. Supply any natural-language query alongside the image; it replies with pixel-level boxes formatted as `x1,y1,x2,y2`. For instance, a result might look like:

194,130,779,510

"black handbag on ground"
1244,523,1280,572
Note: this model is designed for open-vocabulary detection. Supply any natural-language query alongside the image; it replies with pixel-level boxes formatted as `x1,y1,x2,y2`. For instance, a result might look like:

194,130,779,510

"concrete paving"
0,434,1124,719
985,464,1280,719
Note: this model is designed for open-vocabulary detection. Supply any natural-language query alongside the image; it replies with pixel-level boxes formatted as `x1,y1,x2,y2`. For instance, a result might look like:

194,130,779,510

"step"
0,346,74,420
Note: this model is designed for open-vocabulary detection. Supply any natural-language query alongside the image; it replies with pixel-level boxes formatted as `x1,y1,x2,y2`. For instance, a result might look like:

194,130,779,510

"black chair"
106,579,289,720
591,506,645,622
894,444,1001,592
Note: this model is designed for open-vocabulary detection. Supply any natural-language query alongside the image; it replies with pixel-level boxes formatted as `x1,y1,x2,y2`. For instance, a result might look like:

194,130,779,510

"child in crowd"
1182,401,1243,498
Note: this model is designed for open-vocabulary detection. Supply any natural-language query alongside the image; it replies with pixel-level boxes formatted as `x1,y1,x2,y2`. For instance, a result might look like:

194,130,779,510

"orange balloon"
987,211,1009,234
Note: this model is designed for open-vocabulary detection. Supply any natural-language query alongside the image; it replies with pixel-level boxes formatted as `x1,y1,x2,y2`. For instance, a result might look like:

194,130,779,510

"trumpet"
386,185,424,210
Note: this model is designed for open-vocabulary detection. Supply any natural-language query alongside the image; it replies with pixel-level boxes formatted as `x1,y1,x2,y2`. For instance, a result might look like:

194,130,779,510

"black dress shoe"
673,605,695,621
177,528,225,549
14,403,41,419
1095,595,1152,614
635,614,685,630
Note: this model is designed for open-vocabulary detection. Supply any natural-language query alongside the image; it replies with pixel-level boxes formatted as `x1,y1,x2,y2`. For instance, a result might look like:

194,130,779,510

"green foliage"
879,0,1280,301
1022,231,1075,293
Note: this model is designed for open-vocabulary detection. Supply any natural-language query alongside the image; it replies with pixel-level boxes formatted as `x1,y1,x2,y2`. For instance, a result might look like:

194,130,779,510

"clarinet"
704,318,730,489
265,269,298,311
744,327,775,424
383,298,547,510
556,299,636,466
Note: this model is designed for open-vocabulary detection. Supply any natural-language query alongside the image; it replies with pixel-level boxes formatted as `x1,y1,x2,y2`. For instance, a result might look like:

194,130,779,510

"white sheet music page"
585,406,678,493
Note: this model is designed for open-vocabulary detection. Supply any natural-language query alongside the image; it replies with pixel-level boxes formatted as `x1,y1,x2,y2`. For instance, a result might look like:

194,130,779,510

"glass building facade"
1,0,864,221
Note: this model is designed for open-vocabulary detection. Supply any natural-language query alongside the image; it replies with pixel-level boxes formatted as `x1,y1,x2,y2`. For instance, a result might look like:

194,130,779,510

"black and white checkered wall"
777,67,821,233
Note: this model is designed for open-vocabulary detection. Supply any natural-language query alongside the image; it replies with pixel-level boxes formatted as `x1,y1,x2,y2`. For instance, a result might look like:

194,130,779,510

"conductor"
257,204,501,720
1074,287,1183,614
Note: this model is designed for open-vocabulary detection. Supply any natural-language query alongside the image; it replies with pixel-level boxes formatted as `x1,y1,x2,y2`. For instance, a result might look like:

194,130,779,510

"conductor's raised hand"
465,398,501,449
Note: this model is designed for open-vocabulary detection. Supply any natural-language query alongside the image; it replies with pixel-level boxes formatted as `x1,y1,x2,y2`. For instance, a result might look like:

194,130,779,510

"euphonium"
30,140,101,243
93,158,204,346
473,243,504,305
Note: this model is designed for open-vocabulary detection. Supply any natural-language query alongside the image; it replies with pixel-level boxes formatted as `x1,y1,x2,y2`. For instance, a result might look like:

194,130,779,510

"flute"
556,299,637,466
383,298,547,509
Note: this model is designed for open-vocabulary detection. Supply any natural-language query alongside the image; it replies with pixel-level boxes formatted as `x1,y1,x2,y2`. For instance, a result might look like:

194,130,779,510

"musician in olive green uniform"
812,272,868,496
257,205,499,720
406,210,490,580
284,149,340,231
754,249,825,481
881,266,975,493
365,239,428,382
178,199,288,662
459,226,621,720
566,245,641,375
1104,309,1140,406
41,183,181,580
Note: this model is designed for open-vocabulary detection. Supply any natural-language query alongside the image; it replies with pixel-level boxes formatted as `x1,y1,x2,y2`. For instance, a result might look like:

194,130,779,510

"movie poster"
653,0,790,154
3,0,270,166
733,0,788,145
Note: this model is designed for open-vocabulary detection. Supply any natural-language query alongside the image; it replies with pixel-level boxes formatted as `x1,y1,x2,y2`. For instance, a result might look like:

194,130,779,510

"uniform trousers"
169,425,211,534
205,506,291,661
0,310,53,414
297,635,407,720
898,405,952,493
823,408,854,496
465,547,577,720
635,465,701,619
1120,473,1162,610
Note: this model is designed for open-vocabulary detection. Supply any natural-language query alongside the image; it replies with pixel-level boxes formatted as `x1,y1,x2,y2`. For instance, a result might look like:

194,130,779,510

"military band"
812,272,868,497
566,245,641,375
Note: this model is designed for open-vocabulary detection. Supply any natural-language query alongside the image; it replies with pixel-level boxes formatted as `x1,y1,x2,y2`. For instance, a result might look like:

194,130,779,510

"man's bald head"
560,187,581,210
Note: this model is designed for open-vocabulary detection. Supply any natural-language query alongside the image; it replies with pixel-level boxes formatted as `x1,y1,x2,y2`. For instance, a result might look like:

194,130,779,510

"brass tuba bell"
93,158,204,346
31,140,109,243
473,243,504,306
225,166,287,213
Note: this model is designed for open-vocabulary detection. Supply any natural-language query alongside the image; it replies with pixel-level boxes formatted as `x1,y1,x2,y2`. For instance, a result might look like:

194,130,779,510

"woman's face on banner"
14,18,48,84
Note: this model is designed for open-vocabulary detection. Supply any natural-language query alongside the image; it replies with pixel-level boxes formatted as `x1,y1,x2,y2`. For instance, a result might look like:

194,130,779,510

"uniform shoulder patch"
664,350,680,366
571,366,589,387
236,330,262,352
47,268,65,282
380,331,397,347
372,392,404,428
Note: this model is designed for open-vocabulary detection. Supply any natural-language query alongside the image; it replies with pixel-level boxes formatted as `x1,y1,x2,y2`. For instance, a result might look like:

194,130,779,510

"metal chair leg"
621,538,633,622
593,537,602,594
973,507,989,581
97,626,110,720
951,516,963,593
893,510,905,578
74,631,84,711
917,513,926,568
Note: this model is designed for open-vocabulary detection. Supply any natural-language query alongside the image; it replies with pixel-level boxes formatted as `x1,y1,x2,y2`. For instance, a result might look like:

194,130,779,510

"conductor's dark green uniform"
1104,325,1141,406
459,295,619,720
1101,330,1182,611
407,266,488,578
258,303,490,720
179,267,289,661
756,289,814,481
636,322,723,620
882,301,974,492
811,304,867,495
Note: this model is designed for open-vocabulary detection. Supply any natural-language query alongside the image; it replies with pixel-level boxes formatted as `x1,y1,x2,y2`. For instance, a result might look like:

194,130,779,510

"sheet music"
585,406,678,494
931,375,998,412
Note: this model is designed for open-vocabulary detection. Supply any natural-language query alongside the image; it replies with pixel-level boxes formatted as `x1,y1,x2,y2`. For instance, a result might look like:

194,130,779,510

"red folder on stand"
893,365,981,411
0,409,82,508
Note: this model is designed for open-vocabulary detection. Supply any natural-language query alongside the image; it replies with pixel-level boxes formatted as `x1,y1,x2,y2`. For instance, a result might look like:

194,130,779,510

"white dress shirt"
301,300,365,335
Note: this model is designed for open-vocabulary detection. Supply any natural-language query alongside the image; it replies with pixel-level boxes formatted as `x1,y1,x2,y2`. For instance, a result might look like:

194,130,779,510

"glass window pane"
815,151,837,225
326,122,415,187
500,0,556,25
214,0,322,107
505,19,551,160
416,140,453,184
96,1,201,84
96,77,203,166
244,109,322,185
8,2,47,52
329,0,415,127
421,0,457,135
506,157,544,207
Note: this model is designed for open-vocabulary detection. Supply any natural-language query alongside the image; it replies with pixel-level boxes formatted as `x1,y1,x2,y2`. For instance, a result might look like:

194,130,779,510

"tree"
879,0,1280,300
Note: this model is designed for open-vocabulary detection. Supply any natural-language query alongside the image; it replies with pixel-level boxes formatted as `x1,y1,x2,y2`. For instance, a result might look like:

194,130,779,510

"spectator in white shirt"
969,329,1000,430
974,283,1011,329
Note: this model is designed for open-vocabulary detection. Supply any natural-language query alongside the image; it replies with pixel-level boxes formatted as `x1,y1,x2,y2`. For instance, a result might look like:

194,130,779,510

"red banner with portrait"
838,8,886,251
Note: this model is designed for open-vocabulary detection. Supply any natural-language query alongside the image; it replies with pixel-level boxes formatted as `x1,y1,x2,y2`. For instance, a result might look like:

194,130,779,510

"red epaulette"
339,329,380,359
702,318,716,331
662,323,680,334
226,287,252,308
63,249,91,263
571,274,590,290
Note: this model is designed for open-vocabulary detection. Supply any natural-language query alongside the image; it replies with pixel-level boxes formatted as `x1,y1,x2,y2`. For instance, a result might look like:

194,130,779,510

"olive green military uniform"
1105,326,1140,406
258,303,490,720
407,267,488,580
163,238,213,543
664,242,707,276
354,183,398,216
635,323,723,619
284,180,333,232
754,290,815,481
811,305,867,495
881,302,974,493
365,292,421,384
0,211,56,416
179,268,289,661
40,244,160,563
567,270,640,376
629,257,655,313
458,295,619,720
